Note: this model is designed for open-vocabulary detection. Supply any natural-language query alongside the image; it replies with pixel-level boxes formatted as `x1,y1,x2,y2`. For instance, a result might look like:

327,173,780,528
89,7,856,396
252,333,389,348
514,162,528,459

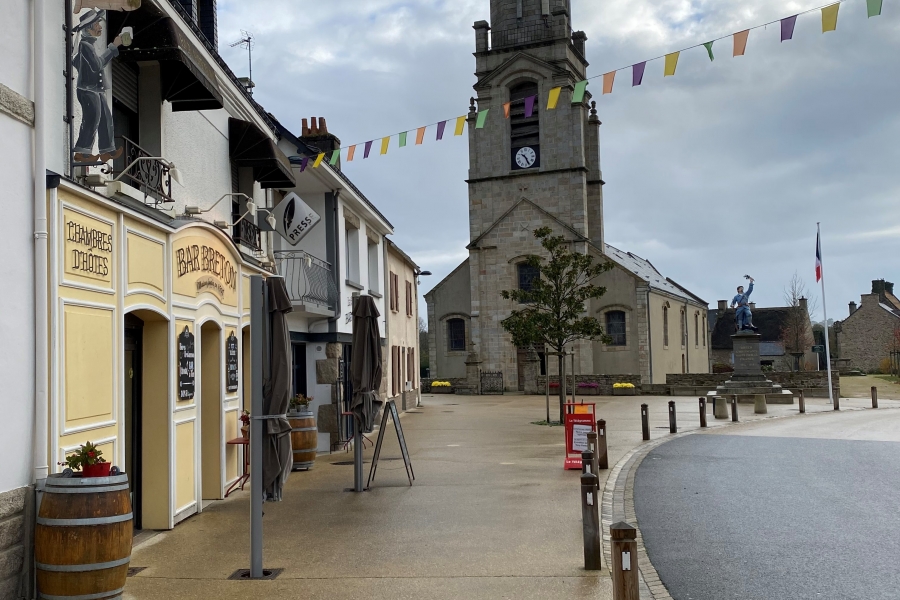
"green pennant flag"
867,0,883,17
572,80,589,104
475,108,490,129
703,41,715,61
329,149,340,166
399,131,408,147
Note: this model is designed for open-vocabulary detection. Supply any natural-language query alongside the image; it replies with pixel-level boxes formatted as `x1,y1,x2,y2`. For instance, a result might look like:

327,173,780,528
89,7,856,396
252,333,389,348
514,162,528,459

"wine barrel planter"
289,411,317,470
35,473,133,600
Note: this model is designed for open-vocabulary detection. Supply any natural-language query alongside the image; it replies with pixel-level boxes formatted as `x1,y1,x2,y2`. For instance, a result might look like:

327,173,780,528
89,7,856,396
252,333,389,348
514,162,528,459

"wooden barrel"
35,473,132,600
289,411,317,470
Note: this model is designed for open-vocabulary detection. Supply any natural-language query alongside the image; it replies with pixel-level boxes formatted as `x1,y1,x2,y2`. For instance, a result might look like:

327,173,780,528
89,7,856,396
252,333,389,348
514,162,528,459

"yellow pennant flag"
313,153,325,168
547,87,562,109
664,52,680,77
347,145,356,162
733,30,749,56
380,136,390,155
602,71,615,95
822,3,840,32
454,115,466,135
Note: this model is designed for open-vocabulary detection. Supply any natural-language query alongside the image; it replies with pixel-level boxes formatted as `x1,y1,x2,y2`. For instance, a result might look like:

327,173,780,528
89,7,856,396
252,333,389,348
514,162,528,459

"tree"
782,272,816,371
418,317,430,375
500,227,613,422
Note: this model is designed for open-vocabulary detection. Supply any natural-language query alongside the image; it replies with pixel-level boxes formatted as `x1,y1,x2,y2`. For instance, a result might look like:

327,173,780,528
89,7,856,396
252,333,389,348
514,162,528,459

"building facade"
835,279,900,372
385,240,422,411
425,0,709,390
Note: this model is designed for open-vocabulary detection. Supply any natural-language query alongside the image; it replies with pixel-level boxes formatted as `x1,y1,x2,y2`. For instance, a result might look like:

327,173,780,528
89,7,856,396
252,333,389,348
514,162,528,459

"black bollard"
872,386,878,409
641,404,650,441
581,450,595,477
699,397,707,428
731,396,739,422
596,419,609,470
581,472,602,570
799,389,806,414
668,400,677,433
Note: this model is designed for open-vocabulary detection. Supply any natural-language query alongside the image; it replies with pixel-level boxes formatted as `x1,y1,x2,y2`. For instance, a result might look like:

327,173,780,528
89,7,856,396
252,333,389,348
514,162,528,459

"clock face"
515,146,537,169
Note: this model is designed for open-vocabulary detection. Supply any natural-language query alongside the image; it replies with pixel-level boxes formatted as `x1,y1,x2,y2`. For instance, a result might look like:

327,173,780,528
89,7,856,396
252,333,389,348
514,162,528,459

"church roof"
604,244,706,306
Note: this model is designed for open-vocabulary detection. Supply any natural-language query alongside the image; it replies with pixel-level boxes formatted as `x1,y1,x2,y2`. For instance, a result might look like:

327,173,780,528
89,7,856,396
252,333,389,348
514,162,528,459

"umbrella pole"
249,276,265,577
354,421,363,492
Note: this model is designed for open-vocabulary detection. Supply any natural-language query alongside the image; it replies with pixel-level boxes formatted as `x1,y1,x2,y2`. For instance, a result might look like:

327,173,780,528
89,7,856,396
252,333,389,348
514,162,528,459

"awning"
117,17,223,112
229,118,296,189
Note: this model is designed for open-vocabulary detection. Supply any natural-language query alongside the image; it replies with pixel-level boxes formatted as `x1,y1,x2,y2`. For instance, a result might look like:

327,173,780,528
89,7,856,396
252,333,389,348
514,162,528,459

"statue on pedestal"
732,275,758,333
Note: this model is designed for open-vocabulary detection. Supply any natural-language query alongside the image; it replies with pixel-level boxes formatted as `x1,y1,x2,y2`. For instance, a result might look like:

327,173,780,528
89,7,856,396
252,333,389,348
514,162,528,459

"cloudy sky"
218,0,900,323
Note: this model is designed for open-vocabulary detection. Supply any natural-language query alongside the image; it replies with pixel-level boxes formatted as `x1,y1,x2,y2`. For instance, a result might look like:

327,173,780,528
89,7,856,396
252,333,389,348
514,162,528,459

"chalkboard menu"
226,332,239,393
178,326,195,400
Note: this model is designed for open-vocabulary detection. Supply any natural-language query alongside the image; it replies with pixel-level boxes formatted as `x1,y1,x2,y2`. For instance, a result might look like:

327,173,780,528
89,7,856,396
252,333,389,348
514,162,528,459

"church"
425,0,710,391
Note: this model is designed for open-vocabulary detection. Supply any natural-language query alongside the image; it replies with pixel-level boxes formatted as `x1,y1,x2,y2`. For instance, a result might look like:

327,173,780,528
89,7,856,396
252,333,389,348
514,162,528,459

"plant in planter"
576,381,600,395
431,381,453,394
612,382,636,396
289,393,313,415
240,410,250,438
58,441,110,477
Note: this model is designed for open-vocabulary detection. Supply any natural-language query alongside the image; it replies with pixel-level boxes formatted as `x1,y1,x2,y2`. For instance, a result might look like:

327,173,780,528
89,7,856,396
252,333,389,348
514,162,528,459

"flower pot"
240,425,249,438
431,387,453,394
288,411,317,471
82,462,111,478
612,388,636,396
577,387,600,396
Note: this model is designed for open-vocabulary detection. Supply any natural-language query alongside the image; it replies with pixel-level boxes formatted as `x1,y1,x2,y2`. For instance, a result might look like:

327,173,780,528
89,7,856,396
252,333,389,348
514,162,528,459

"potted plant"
59,441,110,477
576,381,600,396
288,393,313,416
430,381,453,394
240,410,250,438
612,382,636,396
287,394,317,470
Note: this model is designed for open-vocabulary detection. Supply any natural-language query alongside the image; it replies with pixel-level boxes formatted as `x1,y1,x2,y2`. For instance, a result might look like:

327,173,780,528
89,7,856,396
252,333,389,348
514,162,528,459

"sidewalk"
124,392,900,600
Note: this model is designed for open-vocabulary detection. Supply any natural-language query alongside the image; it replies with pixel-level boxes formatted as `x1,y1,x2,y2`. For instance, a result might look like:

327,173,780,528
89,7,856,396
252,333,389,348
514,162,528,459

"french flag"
815,232,823,283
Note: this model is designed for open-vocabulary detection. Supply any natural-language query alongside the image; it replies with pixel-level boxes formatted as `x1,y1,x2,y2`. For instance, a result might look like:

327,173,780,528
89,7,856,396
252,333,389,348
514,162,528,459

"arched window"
517,262,540,298
680,310,687,348
702,316,707,347
606,311,626,346
663,305,669,347
694,313,699,347
510,81,540,169
447,318,466,352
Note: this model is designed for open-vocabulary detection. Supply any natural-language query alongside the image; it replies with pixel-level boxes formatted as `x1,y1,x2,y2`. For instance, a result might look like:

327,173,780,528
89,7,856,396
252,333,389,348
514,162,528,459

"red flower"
88,451,95,457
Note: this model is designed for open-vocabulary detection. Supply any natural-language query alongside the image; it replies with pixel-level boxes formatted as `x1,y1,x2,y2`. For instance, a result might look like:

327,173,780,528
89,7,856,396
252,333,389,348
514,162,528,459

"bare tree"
782,272,815,371
418,317,429,374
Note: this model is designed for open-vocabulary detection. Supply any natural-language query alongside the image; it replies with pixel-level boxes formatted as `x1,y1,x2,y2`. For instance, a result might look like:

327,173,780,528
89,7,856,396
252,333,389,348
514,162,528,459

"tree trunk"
558,353,565,423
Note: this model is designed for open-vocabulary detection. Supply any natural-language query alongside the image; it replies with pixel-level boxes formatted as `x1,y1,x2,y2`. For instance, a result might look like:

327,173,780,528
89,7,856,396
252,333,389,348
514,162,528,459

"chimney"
176,0,197,21
749,302,756,310
799,297,808,313
872,279,889,298
849,301,857,315
299,117,342,170
717,300,727,312
571,31,587,57
473,20,490,53
197,0,218,49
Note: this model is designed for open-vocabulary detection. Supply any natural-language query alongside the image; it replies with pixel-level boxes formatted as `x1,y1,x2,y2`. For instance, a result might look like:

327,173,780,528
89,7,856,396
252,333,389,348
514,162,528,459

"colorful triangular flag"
781,15,798,41
703,41,715,61
436,121,447,140
380,137,390,155
867,0,883,17
822,3,840,32
313,153,325,168
475,109,490,129
524,95,536,118
602,72,615,95
364,141,373,158
572,80,589,103
632,62,646,86
347,145,356,162
733,30,749,57
503,102,511,118
547,87,562,109
299,156,309,172
416,127,426,145
454,115,466,136
664,52,680,77
329,149,340,166
399,132,407,148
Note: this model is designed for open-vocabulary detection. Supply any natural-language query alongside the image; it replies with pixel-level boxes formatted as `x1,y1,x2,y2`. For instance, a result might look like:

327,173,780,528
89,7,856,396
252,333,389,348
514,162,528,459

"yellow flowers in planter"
431,381,452,387
613,383,635,389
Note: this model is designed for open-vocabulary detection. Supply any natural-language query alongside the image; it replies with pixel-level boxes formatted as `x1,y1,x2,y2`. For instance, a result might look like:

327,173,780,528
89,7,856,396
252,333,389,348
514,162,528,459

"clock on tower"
511,145,540,170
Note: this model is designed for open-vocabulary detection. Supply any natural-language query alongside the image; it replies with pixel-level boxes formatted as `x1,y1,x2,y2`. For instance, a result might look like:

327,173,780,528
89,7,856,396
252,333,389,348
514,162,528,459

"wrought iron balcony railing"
113,137,174,206
274,251,339,310
233,218,262,252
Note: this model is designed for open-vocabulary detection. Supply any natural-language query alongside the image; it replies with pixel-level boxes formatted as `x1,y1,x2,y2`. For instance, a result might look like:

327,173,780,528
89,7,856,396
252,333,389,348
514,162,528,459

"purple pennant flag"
781,15,798,41
436,120,447,140
524,95,536,118
632,62,647,86
364,140,373,158
299,156,309,172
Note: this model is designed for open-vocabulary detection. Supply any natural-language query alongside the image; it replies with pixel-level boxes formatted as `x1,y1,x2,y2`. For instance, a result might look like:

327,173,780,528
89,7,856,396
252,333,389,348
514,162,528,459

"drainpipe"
33,0,49,482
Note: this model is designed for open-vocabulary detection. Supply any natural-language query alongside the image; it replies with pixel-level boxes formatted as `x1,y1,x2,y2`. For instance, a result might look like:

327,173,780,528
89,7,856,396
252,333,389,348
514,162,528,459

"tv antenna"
230,30,254,95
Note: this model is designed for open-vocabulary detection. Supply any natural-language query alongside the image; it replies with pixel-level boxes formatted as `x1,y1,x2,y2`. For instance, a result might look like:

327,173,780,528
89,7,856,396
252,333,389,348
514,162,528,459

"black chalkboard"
178,326,195,400
366,400,414,488
226,332,239,393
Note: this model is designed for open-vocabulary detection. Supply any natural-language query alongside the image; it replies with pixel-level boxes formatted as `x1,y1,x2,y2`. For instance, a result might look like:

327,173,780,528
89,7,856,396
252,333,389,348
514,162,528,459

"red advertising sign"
564,403,596,470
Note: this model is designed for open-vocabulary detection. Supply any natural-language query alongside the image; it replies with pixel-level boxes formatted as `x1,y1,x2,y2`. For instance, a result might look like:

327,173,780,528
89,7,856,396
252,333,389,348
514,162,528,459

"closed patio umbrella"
349,295,383,491
262,276,293,501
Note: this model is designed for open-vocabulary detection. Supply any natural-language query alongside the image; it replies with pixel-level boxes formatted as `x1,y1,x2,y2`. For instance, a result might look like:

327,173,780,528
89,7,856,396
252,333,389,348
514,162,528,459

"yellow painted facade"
51,182,263,529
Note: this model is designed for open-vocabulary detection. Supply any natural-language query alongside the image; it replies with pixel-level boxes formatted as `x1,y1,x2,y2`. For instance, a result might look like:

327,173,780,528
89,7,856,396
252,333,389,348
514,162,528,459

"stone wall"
536,374,643,396
836,293,900,372
0,486,30,599
421,377,469,393
665,371,840,398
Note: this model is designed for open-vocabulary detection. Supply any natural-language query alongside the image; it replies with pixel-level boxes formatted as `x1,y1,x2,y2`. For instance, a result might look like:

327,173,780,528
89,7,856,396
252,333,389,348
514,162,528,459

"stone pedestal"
713,396,729,419
754,394,767,414
522,349,540,395
454,345,482,395
716,333,788,403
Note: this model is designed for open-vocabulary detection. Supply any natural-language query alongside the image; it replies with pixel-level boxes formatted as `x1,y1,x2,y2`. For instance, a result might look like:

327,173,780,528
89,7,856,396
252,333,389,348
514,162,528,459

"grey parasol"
350,295,383,433
262,276,293,501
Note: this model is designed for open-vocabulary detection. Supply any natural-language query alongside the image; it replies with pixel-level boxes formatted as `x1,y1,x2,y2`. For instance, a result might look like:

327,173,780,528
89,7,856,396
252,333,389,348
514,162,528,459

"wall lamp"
185,193,253,216
110,157,182,186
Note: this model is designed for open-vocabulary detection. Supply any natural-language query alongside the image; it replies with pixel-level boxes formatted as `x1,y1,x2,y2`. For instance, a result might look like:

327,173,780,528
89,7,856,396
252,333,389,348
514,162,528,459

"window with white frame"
367,240,379,293
345,226,360,284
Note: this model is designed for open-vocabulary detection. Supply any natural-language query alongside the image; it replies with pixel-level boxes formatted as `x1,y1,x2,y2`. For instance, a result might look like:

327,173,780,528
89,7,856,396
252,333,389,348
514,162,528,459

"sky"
217,0,900,325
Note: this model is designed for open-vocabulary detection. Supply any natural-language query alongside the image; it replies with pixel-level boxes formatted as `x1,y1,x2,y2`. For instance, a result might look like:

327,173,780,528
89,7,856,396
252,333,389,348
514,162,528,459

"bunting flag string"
287,0,885,168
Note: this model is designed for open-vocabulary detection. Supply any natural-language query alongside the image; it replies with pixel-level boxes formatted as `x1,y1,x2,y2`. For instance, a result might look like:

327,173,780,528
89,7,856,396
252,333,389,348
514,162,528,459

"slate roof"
604,244,706,306
710,307,794,350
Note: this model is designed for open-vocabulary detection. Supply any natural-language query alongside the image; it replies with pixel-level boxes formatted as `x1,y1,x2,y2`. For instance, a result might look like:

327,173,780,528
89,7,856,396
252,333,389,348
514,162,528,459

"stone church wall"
426,261,472,380
837,293,900,372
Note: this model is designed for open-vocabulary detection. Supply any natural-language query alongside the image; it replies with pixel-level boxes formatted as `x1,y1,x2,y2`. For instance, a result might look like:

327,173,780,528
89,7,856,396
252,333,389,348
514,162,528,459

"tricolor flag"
815,232,823,283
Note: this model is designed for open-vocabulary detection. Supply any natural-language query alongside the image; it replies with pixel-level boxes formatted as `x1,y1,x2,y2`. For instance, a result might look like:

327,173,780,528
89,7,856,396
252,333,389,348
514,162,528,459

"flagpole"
818,223,835,406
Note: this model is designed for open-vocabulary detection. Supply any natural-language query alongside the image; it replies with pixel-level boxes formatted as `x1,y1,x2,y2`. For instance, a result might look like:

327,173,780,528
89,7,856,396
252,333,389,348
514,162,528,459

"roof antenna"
230,30,254,95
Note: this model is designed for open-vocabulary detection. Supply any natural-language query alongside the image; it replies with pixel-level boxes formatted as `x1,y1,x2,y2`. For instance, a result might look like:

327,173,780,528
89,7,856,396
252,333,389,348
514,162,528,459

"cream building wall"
647,292,710,384
386,241,420,410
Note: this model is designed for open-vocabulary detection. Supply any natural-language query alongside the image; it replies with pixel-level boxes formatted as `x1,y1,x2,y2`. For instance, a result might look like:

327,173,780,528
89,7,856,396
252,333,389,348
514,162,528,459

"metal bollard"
699,397,707,428
714,395,729,419
596,419,609,470
641,404,650,441
799,389,805,414
731,396,739,422
610,521,639,600
872,386,878,409
668,400,677,433
581,472,602,571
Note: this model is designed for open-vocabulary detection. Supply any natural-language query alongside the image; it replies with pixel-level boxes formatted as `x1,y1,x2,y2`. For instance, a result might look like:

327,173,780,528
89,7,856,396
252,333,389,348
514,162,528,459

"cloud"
219,0,900,324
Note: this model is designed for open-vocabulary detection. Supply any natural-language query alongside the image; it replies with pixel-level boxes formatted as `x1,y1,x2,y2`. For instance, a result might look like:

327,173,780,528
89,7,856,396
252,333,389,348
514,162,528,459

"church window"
694,314,699,348
663,306,669,347
680,310,687,348
606,311,626,346
447,319,466,352
510,82,540,153
702,316,707,347
517,262,540,299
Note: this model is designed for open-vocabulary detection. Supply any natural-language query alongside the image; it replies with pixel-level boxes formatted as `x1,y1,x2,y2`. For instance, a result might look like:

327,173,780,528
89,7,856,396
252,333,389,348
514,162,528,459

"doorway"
292,343,307,398
124,314,143,530
200,322,222,501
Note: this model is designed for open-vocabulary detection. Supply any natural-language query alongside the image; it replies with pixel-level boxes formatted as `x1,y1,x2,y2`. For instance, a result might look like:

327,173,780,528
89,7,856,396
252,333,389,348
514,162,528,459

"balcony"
112,137,175,207
491,24,553,49
233,218,262,252
275,251,339,313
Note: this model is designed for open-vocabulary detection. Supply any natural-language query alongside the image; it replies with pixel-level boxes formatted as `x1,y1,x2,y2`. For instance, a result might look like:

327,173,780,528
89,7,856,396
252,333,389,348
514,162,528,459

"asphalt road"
634,430,900,600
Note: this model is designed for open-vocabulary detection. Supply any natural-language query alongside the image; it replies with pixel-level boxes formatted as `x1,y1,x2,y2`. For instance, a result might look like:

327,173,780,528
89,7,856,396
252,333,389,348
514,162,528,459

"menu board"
178,326,195,400
226,332,239,393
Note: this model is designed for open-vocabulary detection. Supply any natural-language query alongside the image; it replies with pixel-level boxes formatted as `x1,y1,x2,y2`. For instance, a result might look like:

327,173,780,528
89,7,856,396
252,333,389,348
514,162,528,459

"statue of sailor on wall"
731,275,759,333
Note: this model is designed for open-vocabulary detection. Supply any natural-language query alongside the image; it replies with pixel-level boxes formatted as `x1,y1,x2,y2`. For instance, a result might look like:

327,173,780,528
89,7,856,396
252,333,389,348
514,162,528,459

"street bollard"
699,397,707,428
581,450,595,479
596,419,609,470
714,395,729,419
668,400,677,433
586,432,600,486
641,404,650,441
754,394,767,415
799,389,805,414
581,472,602,571
731,396,739,422
611,521,640,600
872,386,878,409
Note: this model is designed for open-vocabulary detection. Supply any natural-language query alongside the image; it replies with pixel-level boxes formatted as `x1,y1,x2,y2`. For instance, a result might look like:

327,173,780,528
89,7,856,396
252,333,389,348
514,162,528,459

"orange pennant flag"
503,102,511,118
347,145,356,162
733,30,750,56
415,127,426,145
602,71,616,95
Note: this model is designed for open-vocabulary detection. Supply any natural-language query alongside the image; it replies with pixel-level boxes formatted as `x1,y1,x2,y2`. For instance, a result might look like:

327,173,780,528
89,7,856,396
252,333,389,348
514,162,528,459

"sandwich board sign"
270,192,321,246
